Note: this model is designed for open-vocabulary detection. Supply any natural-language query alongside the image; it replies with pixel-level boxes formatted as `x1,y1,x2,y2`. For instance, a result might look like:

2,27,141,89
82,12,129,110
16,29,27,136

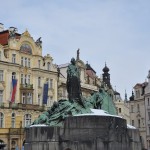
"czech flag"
11,79,17,102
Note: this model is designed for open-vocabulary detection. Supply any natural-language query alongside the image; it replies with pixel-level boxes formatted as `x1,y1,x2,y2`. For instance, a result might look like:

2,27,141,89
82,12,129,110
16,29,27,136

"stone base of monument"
25,115,142,150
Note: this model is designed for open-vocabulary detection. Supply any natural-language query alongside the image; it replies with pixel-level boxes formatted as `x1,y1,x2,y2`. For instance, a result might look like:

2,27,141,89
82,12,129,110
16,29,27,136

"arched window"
24,114,31,127
0,112,4,128
11,113,15,128
47,62,50,71
38,77,41,87
12,72,16,79
0,139,6,149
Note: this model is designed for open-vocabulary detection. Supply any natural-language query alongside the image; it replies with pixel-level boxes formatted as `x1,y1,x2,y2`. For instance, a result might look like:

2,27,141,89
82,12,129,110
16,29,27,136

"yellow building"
0,24,58,150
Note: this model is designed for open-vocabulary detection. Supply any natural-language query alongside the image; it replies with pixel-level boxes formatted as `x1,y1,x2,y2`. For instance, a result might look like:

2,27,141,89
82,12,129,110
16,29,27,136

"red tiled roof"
0,30,21,46
0,30,9,45
86,70,95,79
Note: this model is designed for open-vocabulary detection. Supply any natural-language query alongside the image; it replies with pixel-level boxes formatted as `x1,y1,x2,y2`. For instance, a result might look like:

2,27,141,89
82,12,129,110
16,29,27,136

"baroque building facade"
0,24,58,150
129,80,148,149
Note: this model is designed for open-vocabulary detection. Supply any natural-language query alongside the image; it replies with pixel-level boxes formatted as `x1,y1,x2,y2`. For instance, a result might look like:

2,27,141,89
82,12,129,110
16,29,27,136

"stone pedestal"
25,116,142,150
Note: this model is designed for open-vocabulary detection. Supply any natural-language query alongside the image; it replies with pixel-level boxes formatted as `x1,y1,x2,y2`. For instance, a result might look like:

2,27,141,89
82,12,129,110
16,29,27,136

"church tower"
102,63,111,89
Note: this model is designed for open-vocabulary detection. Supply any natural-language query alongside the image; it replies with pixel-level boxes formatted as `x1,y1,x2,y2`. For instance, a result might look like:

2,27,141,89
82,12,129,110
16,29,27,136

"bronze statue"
67,58,82,101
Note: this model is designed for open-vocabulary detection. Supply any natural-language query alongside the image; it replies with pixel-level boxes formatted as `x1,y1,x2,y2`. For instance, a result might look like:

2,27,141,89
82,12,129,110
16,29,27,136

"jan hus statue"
67,58,82,102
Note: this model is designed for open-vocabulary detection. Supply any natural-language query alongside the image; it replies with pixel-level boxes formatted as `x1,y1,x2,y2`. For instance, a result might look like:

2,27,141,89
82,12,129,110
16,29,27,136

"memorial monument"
25,56,142,150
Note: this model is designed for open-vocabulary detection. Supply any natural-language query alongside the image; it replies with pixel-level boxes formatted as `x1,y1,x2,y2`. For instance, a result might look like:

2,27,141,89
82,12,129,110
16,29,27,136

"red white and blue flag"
11,79,17,102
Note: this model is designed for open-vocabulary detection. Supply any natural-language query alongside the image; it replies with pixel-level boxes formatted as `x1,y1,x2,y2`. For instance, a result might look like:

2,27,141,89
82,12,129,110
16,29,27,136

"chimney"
0,23,4,32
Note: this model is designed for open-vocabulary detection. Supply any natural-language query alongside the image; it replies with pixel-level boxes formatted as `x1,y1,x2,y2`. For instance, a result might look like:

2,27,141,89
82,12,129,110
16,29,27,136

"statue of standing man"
67,57,82,102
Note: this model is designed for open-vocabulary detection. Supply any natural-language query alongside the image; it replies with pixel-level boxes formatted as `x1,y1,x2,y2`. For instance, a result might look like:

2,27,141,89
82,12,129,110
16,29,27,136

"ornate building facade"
0,24,58,150
129,81,148,149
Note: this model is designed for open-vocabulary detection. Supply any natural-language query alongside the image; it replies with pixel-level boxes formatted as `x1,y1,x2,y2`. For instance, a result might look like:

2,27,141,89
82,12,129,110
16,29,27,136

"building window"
0,112,4,128
24,114,31,127
24,75,27,84
0,70,3,81
63,89,66,97
131,120,134,126
138,119,140,128
25,58,27,67
148,112,150,120
50,79,53,89
12,54,16,63
137,104,140,112
148,98,150,106
0,91,3,103
50,96,53,106
38,77,41,87
149,127,150,135
11,113,15,128
136,90,140,98
21,57,23,66
131,105,134,113
22,93,26,104
12,72,16,79
28,58,30,67
27,93,32,104
119,108,121,113
21,74,23,84
38,60,41,68
38,94,41,105
47,62,50,71
28,75,30,84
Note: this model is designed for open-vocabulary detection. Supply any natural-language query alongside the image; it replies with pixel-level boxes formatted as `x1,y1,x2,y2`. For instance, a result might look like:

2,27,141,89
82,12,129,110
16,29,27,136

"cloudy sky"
1,0,150,98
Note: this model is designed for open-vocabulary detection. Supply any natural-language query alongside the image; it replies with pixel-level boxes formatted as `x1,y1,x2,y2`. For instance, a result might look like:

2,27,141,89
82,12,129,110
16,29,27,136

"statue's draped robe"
67,64,81,100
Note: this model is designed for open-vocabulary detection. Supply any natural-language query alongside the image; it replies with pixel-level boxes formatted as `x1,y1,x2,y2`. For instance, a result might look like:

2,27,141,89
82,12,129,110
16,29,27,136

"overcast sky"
1,0,150,99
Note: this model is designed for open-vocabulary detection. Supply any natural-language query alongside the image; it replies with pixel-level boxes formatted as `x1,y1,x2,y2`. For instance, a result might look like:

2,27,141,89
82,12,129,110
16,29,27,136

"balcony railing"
9,128,24,135
9,102,45,111
20,84,33,89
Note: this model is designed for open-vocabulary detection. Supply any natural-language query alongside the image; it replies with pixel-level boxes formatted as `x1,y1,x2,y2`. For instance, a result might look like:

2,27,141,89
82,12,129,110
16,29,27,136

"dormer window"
136,90,140,98
12,72,16,79
12,54,16,63
47,62,50,71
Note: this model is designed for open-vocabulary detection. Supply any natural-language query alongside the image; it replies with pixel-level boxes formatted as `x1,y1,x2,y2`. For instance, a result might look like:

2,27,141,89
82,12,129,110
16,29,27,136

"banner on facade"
43,83,48,104
11,79,17,102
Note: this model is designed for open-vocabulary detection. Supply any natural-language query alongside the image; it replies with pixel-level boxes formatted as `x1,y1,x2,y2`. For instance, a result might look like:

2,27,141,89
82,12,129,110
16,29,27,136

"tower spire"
125,89,127,101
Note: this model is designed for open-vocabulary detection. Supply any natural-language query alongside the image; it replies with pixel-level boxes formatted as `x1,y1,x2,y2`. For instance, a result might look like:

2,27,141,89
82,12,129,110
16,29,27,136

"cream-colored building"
0,24,58,150
129,82,147,149
144,71,150,150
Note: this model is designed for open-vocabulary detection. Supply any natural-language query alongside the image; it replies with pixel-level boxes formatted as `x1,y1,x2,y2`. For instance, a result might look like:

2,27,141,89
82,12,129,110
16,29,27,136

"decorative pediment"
22,29,31,37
